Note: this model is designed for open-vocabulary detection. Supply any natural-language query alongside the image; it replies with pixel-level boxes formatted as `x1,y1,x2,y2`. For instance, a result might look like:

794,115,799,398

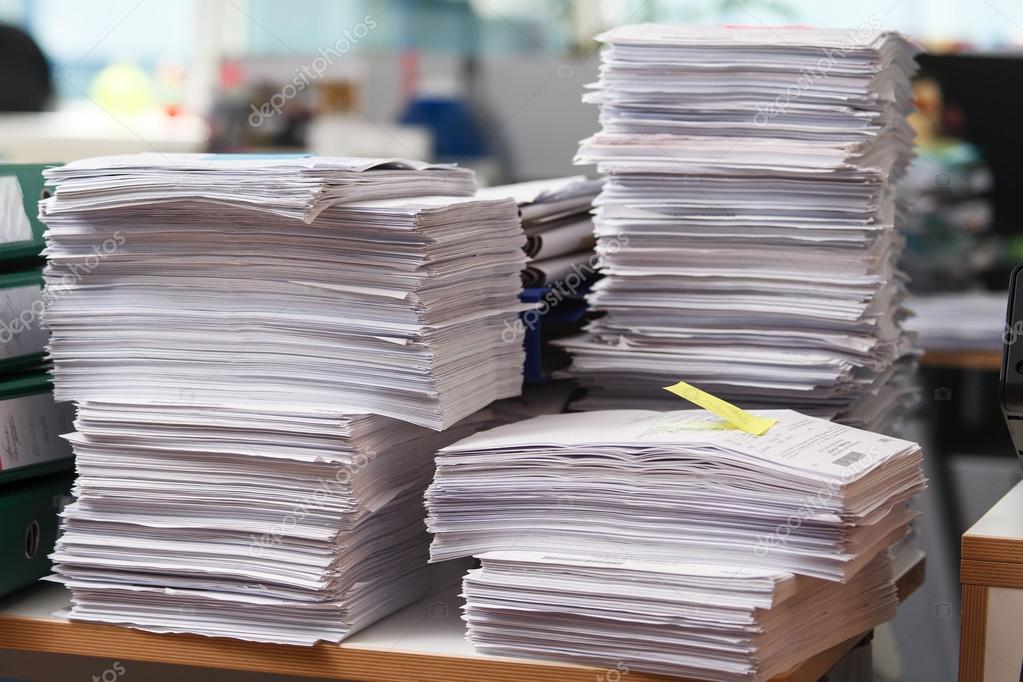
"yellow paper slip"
662,380,777,436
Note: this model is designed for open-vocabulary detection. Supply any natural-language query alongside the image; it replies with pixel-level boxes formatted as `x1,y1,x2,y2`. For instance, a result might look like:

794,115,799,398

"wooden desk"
0,554,924,682
960,480,1023,681
920,349,1001,372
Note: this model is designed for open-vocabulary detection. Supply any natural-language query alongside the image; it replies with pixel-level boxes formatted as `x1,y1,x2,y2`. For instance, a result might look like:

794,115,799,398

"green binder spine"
0,371,74,476
0,469,73,598
0,267,47,374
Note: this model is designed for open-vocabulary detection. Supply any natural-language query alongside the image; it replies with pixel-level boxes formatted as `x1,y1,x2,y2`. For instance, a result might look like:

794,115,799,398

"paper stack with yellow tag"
425,398,926,680
559,25,921,432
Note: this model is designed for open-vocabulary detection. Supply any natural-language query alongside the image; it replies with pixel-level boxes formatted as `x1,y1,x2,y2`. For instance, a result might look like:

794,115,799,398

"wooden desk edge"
0,556,925,682
959,482,1023,682
919,349,1001,371
962,535,1023,573
962,481,1023,569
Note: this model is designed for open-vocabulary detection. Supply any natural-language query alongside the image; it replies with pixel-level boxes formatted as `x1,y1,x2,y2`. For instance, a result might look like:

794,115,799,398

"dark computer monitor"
918,53,1023,238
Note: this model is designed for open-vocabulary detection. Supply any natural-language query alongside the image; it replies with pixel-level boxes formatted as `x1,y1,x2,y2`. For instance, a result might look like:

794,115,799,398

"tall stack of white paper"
41,153,527,643
426,408,926,679
478,176,601,287
560,26,921,431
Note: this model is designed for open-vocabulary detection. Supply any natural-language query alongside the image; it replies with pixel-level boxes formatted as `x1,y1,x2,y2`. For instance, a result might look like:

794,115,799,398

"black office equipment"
999,264,1023,464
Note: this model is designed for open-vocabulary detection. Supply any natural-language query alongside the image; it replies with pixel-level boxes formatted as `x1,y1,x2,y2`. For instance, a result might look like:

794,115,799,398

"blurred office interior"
2,2,1023,680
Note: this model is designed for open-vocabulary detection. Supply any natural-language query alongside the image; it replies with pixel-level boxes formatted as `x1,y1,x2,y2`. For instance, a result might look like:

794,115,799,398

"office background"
1,2,1022,681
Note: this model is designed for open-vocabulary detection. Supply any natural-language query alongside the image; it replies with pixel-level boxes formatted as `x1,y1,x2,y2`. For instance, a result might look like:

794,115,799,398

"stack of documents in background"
427,408,925,679
41,153,526,643
562,25,921,431
478,177,601,381
906,292,1005,351
478,176,601,287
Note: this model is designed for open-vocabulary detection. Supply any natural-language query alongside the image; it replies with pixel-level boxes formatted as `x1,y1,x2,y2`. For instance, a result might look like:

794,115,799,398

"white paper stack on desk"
426,408,926,680
560,25,921,431
464,551,896,682
428,409,924,579
478,176,601,287
40,153,528,643
42,157,527,431
49,403,485,645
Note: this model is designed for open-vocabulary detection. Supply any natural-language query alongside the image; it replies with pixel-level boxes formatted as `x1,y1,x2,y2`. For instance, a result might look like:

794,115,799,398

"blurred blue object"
519,284,589,383
399,96,488,160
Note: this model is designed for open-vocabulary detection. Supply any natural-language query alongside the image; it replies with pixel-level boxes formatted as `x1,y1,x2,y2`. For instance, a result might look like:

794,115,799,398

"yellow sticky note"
662,380,777,436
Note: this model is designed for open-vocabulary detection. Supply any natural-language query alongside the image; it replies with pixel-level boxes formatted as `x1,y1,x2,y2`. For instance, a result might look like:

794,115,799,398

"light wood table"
0,554,924,682
960,480,1023,681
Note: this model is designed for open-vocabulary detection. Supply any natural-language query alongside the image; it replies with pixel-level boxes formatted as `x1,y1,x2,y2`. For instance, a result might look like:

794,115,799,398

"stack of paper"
50,403,484,644
464,551,896,682
40,153,527,643
427,409,924,580
426,408,925,679
42,155,527,431
560,25,921,430
478,177,601,287
906,292,1005,351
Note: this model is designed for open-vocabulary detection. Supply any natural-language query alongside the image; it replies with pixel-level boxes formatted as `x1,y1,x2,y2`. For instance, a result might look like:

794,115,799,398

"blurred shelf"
920,349,1001,371
0,555,925,682
0,110,208,163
